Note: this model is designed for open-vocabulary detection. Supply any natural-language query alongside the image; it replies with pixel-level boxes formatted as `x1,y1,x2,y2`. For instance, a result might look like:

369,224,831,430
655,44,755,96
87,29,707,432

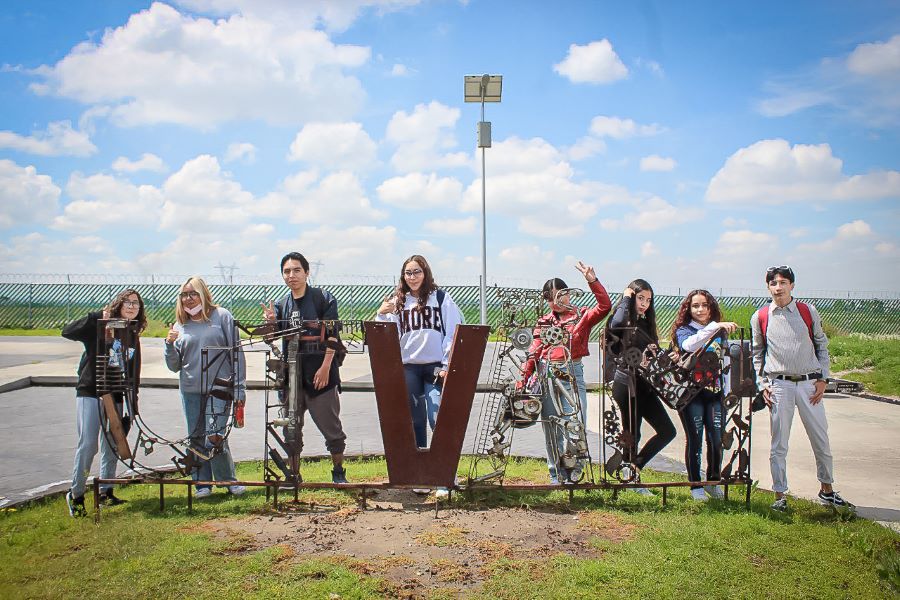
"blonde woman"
164,276,246,497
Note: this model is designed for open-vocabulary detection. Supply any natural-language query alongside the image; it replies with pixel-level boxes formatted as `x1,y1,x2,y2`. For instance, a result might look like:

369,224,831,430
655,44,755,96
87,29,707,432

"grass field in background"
1,457,897,599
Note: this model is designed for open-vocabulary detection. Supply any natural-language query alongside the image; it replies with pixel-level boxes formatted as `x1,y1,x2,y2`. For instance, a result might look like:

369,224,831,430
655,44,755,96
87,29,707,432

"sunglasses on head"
767,265,792,273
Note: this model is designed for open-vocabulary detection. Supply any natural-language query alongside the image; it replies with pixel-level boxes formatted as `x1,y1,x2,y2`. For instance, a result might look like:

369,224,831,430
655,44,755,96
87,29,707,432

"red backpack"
756,301,814,346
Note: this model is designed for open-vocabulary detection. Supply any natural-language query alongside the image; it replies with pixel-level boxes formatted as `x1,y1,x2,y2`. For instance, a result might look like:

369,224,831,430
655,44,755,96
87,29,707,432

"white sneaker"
228,485,246,496
633,487,654,497
412,488,431,495
434,488,449,499
704,485,724,499
194,487,212,499
690,487,709,501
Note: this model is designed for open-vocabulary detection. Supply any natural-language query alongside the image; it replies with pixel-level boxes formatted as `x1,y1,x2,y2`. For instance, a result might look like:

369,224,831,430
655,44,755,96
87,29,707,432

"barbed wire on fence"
1,280,898,336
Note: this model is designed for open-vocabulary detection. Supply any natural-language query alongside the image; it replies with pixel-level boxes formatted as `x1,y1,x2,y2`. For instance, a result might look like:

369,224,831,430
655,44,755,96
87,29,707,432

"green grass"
2,457,898,599
829,334,900,397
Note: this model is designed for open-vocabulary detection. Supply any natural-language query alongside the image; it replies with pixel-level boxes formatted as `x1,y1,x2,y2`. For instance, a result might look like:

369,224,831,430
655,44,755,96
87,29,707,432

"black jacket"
62,311,142,398
274,286,341,396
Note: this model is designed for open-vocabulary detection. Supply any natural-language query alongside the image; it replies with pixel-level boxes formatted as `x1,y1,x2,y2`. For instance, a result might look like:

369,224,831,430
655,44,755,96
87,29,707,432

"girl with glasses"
164,276,246,498
63,288,146,517
375,255,464,484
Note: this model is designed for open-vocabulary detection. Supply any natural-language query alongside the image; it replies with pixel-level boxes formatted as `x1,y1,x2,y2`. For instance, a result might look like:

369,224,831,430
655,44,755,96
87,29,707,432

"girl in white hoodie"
376,255,464,448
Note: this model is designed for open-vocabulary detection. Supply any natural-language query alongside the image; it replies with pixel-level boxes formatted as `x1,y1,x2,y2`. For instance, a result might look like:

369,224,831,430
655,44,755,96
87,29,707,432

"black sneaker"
331,466,348,484
101,490,127,506
66,491,87,518
818,490,852,508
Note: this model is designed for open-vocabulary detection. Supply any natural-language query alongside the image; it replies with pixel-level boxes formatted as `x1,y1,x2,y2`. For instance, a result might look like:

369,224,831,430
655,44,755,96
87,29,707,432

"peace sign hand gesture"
260,300,276,323
575,260,597,283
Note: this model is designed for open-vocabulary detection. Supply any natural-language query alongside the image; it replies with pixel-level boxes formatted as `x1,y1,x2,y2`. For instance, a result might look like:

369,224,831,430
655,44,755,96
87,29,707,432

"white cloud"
53,172,164,232
0,120,96,157
566,136,607,161
599,194,702,233
847,34,900,78
224,142,257,164
288,122,377,171
553,39,628,84
706,138,900,205
278,224,399,274
377,172,463,209
518,216,583,238
111,153,167,173
639,155,676,172
589,116,664,139
711,229,780,271
722,217,748,228
641,241,658,257
390,63,411,76
757,89,833,118
160,154,255,232
260,170,387,225
173,0,422,33
835,219,873,239
31,3,370,128
875,242,898,255
385,101,468,172
0,160,61,228
0,232,123,273
635,57,664,77
788,227,808,238
423,217,476,235
499,244,555,264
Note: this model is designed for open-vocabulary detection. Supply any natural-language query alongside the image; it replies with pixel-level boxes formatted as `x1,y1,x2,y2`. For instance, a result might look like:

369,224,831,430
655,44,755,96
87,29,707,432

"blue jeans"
70,395,118,497
181,391,236,488
679,389,723,487
541,361,586,480
403,362,443,448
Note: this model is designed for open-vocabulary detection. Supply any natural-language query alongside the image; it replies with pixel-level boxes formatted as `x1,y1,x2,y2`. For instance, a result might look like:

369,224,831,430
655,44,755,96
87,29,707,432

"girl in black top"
604,278,676,493
62,288,146,516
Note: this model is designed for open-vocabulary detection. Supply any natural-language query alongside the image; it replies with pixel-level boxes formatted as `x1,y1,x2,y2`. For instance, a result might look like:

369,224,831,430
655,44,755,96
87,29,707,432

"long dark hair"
541,277,568,307
669,289,722,350
395,255,439,310
604,278,657,343
106,288,148,333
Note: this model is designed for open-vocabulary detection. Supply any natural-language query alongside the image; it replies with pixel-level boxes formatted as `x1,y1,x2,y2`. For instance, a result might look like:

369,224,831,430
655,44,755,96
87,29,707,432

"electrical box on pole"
477,121,491,148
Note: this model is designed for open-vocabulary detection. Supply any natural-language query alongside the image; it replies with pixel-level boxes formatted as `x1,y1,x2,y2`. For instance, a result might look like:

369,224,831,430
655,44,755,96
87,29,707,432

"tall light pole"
464,74,502,325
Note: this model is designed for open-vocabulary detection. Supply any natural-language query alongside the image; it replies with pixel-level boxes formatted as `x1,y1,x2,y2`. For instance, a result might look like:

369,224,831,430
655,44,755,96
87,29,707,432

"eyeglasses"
122,301,140,308
404,268,424,278
179,291,200,300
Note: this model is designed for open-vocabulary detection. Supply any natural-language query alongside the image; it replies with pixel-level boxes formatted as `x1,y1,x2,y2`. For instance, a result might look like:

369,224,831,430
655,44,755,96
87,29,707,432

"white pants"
769,379,834,494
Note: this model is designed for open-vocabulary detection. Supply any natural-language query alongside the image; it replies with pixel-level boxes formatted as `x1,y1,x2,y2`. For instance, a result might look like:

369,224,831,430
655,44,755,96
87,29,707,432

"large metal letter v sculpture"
365,321,489,487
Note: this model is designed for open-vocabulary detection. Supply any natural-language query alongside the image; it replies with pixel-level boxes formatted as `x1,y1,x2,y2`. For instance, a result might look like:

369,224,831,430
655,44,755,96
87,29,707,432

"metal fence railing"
1,282,898,337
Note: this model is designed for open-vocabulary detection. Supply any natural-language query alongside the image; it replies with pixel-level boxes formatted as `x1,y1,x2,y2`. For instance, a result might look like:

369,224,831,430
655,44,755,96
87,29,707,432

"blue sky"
0,0,898,294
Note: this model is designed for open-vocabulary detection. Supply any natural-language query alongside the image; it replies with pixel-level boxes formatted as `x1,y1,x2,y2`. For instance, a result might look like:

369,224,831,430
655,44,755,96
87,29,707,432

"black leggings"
678,389,723,487
612,377,677,470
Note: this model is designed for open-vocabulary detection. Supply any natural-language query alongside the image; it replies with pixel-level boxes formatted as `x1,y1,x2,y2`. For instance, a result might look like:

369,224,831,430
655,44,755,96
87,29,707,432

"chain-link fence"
1,281,898,337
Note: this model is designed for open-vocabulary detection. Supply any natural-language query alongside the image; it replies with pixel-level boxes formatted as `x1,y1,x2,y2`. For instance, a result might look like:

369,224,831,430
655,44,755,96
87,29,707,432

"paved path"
1,336,897,524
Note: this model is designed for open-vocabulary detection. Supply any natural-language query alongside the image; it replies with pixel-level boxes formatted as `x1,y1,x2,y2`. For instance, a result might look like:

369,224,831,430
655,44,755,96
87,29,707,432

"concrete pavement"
0,336,897,523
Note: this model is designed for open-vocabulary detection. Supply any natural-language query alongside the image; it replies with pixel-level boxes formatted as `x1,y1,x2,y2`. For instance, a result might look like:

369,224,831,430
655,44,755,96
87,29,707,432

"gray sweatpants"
295,386,347,455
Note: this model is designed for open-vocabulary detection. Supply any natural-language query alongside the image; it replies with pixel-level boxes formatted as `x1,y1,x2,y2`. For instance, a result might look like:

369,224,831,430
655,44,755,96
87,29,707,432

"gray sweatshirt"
163,307,246,400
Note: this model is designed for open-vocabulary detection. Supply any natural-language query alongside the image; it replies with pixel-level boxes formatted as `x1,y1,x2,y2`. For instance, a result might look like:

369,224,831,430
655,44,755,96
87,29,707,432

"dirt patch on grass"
207,489,636,596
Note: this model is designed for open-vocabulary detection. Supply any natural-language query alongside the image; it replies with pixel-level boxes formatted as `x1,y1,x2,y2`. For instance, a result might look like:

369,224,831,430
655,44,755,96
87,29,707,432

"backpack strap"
435,288,446,336
796,301,814,341
758,301,815,346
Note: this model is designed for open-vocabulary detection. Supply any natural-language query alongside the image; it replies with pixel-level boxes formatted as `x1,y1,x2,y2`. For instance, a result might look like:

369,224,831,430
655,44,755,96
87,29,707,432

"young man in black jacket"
262,252,348,483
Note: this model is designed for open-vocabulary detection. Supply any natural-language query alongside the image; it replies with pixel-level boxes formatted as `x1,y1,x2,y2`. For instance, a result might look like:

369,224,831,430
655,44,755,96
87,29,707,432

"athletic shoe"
690,487,709,502
412,488,431,495
101,490,127,506
567,468,584,484
66,491,87,517
771,496,788,512
434,488,449,499
818,490,852,508
227,485,246,496
194,487,212,499
633,487,654,497
704,485,725,499
331,466,348,484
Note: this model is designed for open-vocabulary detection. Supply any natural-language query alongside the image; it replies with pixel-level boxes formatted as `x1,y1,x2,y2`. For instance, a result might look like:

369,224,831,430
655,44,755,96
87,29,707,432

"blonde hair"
175,276,218,324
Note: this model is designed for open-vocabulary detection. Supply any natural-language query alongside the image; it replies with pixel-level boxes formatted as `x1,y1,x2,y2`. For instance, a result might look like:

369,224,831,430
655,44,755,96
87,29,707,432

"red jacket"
521,279,612,380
